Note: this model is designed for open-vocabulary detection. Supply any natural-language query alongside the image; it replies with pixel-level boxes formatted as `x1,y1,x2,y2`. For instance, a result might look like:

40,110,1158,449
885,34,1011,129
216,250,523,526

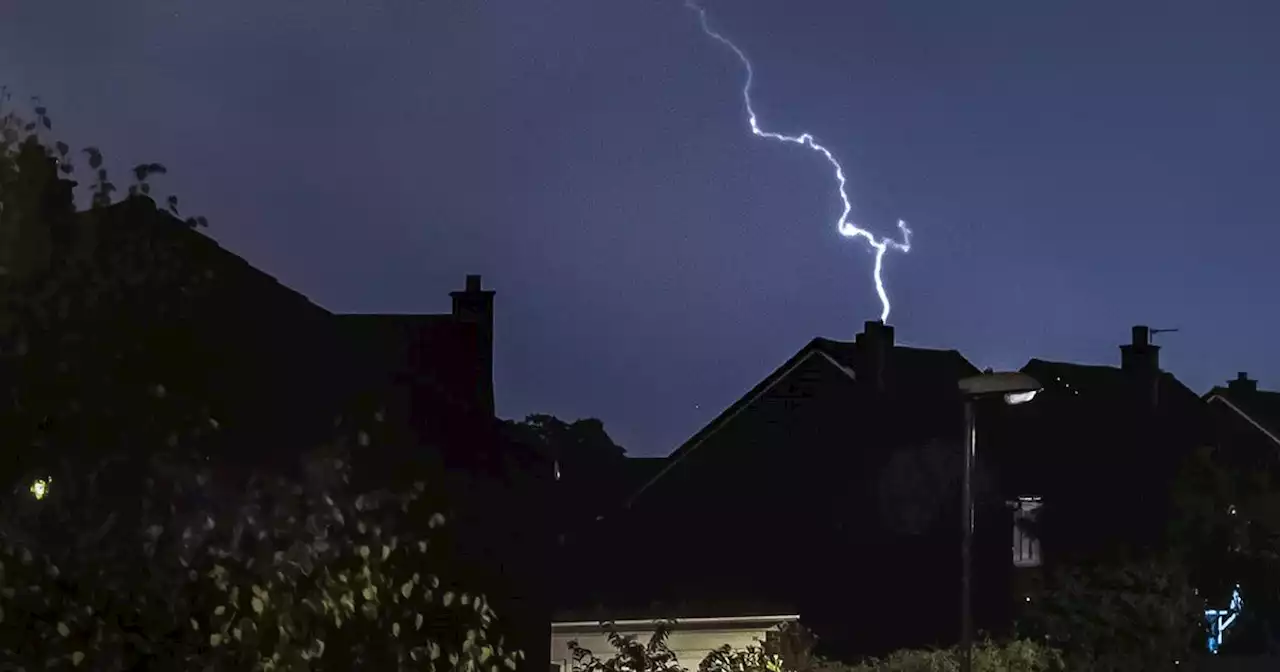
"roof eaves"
551,614,801,631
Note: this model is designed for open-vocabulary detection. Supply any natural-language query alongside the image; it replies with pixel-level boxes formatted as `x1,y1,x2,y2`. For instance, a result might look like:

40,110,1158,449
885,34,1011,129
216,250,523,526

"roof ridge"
1028,358,1121,370
813,336,964,355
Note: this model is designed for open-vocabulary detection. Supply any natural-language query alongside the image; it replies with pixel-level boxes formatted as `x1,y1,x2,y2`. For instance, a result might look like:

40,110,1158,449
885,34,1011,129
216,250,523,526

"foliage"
0,93,524,669
699,642,786,672
568,620,684,672
1016,557,1202,670
0,89,204,276
567,622,1061,672
1007,442,1280,663
0,429,523,670
1169,444,1280,654
503,414,628,531
840,639,1062,672
503,414,626,467
0,89,221,488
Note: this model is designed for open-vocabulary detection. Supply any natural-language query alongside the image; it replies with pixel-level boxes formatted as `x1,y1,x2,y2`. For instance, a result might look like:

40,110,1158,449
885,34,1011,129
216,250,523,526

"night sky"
4,0,1279,456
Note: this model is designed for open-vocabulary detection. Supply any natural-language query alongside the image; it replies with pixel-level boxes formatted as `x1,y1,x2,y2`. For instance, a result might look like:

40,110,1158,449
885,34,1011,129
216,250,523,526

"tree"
1168,444,1280,655
0,89,221,489
1010,442,1280,667
502,414,628,533
1016,557,1202,670
0,94,525,669
502,415,626,468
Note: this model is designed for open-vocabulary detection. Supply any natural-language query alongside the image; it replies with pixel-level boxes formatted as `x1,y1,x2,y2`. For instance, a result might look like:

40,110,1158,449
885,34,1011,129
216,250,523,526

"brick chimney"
1119,325,1160,409
1228,372,1258,394
854,320,894,392
450,274,496,415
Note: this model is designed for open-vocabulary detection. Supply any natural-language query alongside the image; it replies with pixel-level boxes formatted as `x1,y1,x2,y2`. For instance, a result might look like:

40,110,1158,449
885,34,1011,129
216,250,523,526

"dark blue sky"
4,0,1279,456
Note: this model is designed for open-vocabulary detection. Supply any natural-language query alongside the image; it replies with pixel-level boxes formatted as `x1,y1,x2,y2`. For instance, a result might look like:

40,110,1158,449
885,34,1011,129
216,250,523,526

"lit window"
29,477,51,500
1011,496,1042,568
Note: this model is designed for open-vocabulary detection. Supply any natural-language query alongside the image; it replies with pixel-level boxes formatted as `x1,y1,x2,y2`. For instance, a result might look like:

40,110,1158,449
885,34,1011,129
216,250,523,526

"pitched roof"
73,199,349,460
82,198,332,321
991,358,1217,499
1021,358,1207,413
813,337,981,398
624,337,978,507
1204,386,1280,448
74,198,496,453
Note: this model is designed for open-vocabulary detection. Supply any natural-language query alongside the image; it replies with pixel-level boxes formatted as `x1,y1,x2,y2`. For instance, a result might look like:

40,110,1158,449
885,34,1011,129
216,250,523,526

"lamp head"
1004,390,1039,405
959,371,1043,404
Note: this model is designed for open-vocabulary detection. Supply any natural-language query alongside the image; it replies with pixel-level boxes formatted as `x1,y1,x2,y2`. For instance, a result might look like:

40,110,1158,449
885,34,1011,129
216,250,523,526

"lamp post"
956,372,1043,672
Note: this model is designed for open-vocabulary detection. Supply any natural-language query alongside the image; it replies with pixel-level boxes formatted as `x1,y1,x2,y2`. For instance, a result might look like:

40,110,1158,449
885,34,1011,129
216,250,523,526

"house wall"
550,620,795,672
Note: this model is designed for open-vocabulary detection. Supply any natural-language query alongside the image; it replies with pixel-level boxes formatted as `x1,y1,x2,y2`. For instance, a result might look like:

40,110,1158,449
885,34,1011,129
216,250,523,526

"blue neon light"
1206,585,1243,654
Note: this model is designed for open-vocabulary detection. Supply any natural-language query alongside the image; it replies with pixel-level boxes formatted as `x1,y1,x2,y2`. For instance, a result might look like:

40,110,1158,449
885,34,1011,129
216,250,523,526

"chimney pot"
1228,372,1258,394
1132,325,1150,347
465,274,482,292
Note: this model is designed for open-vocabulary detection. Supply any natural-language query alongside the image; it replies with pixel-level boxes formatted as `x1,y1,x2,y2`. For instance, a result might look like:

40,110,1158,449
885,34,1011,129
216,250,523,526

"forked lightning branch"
684,0,912,322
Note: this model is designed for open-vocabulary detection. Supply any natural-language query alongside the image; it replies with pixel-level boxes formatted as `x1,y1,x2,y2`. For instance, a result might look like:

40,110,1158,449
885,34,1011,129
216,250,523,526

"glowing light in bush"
29,477,50,500
1206,584,1243,654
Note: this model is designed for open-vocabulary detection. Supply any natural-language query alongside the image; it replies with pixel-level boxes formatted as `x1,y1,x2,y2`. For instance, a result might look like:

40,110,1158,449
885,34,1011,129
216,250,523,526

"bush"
0,429,525,670
840,639,1063,672
1017,558,1203,670
567,621,1061,672
568,620,685,672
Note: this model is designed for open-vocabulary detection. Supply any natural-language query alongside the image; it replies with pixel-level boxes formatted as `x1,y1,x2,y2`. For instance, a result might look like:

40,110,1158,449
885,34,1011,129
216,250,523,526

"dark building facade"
561,321,1249,662
989,325,1217,564
1205,372,1280,474
561,321,991,659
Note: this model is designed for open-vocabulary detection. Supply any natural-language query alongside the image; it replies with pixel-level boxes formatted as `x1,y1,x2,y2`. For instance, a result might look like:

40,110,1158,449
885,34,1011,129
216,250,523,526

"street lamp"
956,372,1042,672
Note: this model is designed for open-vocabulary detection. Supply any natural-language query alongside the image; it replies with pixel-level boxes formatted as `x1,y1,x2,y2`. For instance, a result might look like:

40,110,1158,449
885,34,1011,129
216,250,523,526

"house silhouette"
4,192,552,671
554,321,1249,663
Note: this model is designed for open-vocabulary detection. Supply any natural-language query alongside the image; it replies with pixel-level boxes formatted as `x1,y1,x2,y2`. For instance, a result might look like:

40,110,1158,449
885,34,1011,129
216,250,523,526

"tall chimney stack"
855,320,894,392
1119,325,1160,410
451,274,496,415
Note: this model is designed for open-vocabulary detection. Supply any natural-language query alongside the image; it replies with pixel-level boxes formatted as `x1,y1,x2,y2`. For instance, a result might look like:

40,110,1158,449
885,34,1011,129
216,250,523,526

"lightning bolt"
685,0,912,322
